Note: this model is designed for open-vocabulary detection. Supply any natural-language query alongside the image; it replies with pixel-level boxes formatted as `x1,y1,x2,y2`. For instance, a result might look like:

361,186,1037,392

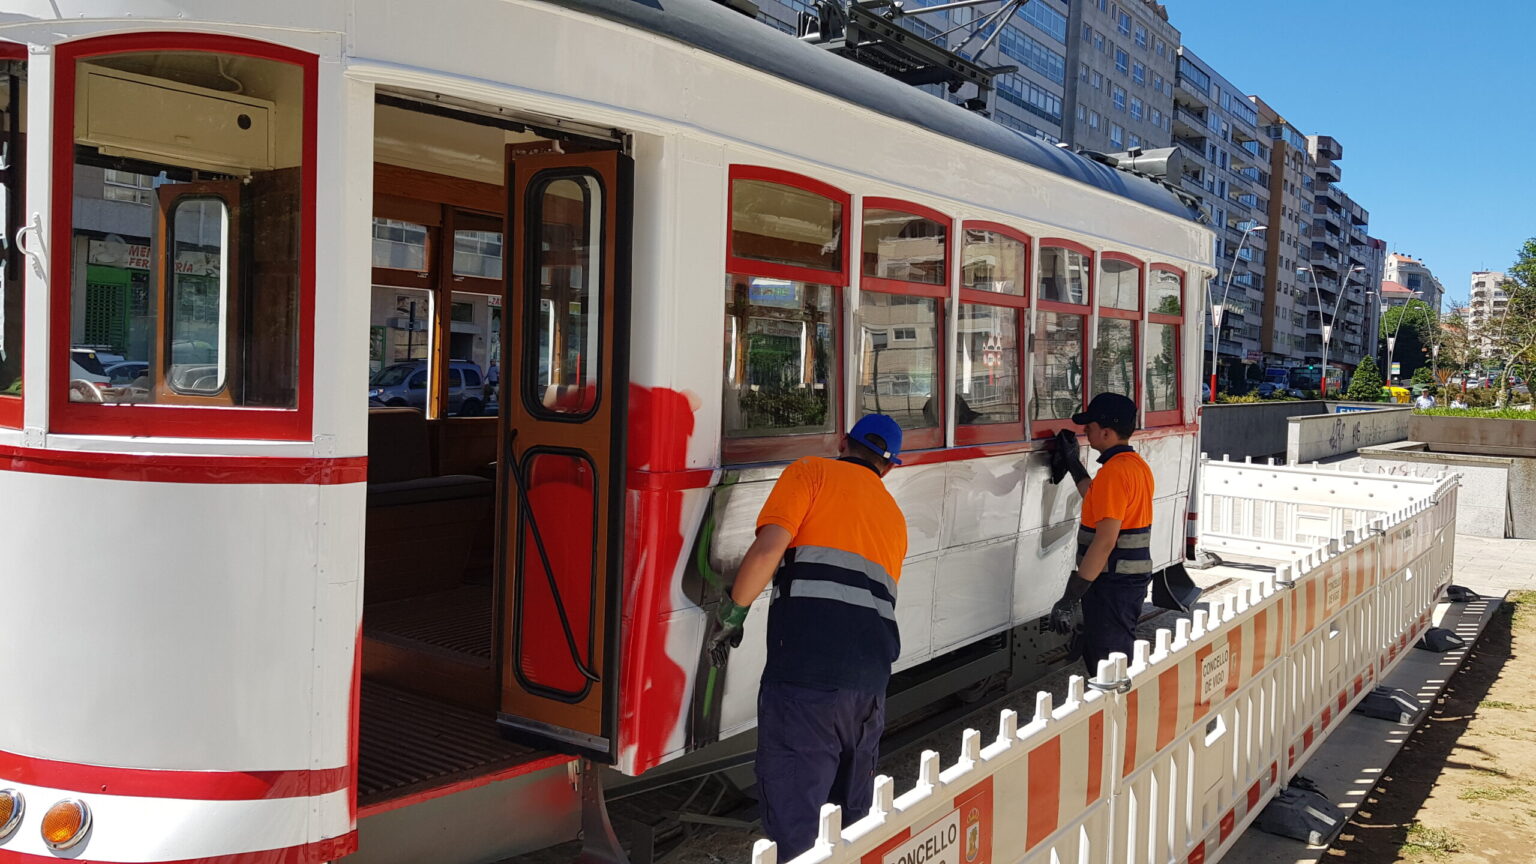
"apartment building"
1298,135,1377,371
1468,270,1509,352
1170,48,1267,384
754,0,1074,142
1383,252,1445,312
1063,0,1179,153
1253,97,1312,369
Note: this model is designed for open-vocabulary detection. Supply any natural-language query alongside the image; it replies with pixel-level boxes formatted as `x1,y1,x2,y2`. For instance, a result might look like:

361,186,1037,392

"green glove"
708,597,749,667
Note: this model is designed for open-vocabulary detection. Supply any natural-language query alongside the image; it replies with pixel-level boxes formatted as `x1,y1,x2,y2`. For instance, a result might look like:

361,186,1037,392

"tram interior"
360,89,612,806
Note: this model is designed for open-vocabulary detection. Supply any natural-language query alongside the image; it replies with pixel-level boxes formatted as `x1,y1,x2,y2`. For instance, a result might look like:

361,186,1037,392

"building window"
1082,22,1092,43
1017,0,1068,43
999,26,1066,84
1110,123,1124,148
1134,24,1147,48
1153,73,1164,94
1088,110,1100,130
996,74,1063,124
1094,31,1105,53
1132,61,1145,85
1129,133,1141,148
1130,97,1143,120
1155,38,1167,58
1091,70,1103,90
1080,62,1090,82
1117,10,1132,35
1112,85,1126,111
1150,108,1162,127
1115,48,1129,75
102,169,154,206
1077,104,1087,123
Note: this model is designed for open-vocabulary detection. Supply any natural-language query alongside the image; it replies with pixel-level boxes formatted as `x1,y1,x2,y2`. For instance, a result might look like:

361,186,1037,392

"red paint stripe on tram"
0,833,356,864
0,748,350,800
0,444,366,485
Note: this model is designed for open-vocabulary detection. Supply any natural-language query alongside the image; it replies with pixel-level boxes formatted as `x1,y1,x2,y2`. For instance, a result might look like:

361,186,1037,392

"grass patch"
1459,785,1529,801
1402,823,1462,858
1480,699,1534,710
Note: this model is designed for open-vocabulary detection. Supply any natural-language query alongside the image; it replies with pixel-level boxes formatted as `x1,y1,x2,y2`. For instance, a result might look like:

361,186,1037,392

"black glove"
1048,429,1089,485
1048,572,1094,634
707,597,749,667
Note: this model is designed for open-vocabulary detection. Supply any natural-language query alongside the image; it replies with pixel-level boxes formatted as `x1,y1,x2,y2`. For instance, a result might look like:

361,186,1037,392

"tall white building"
1383,253,1444,313
1468,270,1508,352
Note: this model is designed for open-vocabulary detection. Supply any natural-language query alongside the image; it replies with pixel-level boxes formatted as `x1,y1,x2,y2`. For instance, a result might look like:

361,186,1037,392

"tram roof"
544,0,1199,221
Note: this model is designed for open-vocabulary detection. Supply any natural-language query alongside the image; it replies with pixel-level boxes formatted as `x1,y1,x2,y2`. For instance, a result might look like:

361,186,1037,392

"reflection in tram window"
65,50,304,408
856,292,939,431
730,179,842,273
722,277,836,438
863,209,945,285
1093,318,1136,399
1146,322,1178,414
373,218,428,271
527,174,601,417
956,304,1019,425
1038,245,1089,304
1150,267,1183,315
0,57,25,413
1031,311,1084,421
1099,257,1140,311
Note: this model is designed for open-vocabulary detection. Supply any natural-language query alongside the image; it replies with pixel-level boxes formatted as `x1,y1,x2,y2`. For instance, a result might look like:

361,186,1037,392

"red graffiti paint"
620,384,698,773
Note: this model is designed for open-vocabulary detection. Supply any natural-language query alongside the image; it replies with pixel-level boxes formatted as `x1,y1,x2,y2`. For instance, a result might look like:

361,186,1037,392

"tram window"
1038,246,1088,304
1150,267,1183,315
453,212,503,280
1099,257,1140,312
956,224,1028,442
61,48,307,417
730,179,842,273
525,173,601,418
1092,318,1136,399
166,198,229,395
0,54,25,425
956,305,1020,426
862,210,946,286
856,293,940,434
374,218,429,271
1031,312,1085,422
722,277,837,440
1146,322,1178,416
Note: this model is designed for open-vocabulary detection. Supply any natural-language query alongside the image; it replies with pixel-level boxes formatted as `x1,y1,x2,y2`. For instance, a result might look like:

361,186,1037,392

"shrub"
1416,406,1536,420
1347,356,1384,401
1411,366,1436,386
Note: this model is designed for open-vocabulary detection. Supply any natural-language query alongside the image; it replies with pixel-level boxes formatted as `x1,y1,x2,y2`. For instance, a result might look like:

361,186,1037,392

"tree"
1348,355,1383,401
1486,238,1536,406
1379,299,1436,382
1436,301,1478,390
1411,365,1435,386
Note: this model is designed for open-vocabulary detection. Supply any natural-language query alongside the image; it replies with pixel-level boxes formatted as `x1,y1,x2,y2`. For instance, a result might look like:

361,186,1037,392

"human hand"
707,597,749,667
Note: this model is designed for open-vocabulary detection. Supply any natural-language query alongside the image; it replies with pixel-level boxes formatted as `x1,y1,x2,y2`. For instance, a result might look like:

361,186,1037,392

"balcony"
1316,161,1341,184
1173,133,1206,154
1312,135,1343,161
1172,106,1208,137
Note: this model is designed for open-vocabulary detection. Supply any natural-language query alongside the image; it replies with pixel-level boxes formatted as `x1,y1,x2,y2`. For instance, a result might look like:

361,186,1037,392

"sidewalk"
1226,535,1536,863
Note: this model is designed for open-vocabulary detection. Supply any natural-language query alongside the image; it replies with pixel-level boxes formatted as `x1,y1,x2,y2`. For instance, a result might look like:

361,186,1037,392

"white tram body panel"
0,1,1213,861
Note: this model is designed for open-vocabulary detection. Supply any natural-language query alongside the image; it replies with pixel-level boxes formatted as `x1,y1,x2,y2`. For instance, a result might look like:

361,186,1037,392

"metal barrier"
750,459,1459,864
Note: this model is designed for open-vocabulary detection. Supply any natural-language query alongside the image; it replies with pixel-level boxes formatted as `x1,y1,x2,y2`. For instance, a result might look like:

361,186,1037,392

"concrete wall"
1286,407,1412,465
1357,442,1536,539
1201,401,1404,462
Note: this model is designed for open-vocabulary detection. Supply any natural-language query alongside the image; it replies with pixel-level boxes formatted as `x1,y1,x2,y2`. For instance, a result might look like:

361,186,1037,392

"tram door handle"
505,429,601,683
16,213,45,279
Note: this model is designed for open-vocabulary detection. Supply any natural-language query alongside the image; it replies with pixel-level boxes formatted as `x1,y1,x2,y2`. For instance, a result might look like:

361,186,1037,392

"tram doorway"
359,90,630,813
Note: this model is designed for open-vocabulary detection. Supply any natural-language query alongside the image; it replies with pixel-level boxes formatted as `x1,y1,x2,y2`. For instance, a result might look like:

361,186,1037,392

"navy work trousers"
1081,578,1150,673
756,681,885,860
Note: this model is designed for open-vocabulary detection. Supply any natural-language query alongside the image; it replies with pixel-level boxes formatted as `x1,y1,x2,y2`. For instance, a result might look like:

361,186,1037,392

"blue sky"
1168,0,1533,305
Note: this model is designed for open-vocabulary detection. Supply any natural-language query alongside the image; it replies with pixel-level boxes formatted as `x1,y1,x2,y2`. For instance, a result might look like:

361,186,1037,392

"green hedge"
1414,407,1536,420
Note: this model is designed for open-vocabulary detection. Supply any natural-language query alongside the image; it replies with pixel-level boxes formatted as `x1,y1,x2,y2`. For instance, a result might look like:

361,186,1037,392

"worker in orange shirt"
707,414,908,859
1047,392,1156,671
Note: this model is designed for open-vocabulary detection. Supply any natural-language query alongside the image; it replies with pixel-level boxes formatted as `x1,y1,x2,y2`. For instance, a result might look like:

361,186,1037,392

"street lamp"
1209,223,1266,400
1297,264,1364,397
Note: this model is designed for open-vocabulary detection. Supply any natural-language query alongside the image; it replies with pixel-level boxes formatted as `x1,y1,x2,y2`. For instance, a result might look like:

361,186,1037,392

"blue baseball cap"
849,414,903,465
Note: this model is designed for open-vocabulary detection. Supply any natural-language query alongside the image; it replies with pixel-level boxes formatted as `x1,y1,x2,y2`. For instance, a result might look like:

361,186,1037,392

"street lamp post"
1209,223,1266,400
1297,264,1364,397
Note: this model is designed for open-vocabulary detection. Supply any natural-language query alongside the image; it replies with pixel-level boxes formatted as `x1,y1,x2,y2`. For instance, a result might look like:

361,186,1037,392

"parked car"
369,359,487,416
104,360,149,386
1256,382,1284,398
1201,381,1211,402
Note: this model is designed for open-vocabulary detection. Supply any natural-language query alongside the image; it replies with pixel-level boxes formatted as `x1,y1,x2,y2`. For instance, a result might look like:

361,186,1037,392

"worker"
1046,392,1156,672
707,414,908,859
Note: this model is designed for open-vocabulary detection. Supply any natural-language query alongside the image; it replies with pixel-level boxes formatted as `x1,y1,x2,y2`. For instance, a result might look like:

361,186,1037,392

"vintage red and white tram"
0,0,1214,861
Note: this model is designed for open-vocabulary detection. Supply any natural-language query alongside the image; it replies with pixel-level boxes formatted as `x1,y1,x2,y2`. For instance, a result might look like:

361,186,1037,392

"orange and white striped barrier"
753,462,1460,864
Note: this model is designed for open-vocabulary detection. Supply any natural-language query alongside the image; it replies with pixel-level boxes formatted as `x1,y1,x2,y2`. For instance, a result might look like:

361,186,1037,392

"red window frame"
723,165,849,464
955,221,1029,445
858,197,951,453
1093,251,1143,415
1145,263,1186,427
1032,238,1095,436
49,33,318,440
0,40,24,429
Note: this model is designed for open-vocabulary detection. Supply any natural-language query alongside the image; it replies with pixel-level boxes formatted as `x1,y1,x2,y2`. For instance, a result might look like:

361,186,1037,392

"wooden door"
497,148,630,761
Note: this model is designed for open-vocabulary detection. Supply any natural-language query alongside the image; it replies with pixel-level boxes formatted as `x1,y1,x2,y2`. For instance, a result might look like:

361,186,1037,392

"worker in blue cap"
708,414,909,859
1047,392,1156,671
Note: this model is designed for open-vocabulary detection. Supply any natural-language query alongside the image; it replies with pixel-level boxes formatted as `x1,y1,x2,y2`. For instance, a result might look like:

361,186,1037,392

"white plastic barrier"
752,461,1459,864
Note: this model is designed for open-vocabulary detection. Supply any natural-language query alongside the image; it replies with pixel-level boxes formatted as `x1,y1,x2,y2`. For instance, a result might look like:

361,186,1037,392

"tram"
0,0,1213,862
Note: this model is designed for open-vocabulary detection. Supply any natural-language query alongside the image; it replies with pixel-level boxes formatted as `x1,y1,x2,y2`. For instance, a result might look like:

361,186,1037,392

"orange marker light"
0,789,22,839
41,799,90,850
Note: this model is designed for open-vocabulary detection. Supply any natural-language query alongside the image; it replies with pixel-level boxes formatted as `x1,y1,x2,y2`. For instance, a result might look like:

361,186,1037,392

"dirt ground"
1328,591,1536,863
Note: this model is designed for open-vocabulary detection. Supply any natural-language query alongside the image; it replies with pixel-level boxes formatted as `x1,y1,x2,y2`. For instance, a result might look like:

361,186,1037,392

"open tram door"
497,146,631,761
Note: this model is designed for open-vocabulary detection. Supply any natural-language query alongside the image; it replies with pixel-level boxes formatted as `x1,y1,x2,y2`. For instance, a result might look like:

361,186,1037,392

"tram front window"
64,50,305,408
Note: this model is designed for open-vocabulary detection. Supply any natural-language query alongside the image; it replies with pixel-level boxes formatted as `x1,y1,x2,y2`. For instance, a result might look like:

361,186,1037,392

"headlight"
0,789,22,840
41,799,90,850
